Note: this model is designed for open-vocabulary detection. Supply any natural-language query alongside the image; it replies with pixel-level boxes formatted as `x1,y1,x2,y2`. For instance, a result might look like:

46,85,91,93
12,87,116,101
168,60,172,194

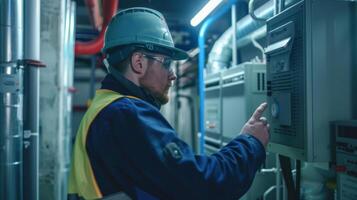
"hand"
240,102,270,149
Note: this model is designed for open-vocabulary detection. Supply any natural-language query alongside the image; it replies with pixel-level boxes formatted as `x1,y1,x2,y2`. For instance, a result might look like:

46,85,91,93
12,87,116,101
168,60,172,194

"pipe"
263,186,277,200
278,0,284,13
276,154,281,200
249,0,268,22
0,0,24,200
23,0,41,199
207,0,274,72
231,5,237,67
198,0,237,154
236,25,266,49
251,34,266,63
75,0,118,55
85,0,103,31
260,168,277,173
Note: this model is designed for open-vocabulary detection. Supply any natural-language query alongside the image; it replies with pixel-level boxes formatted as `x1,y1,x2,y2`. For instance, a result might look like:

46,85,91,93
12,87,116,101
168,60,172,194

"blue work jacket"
85,73,266,200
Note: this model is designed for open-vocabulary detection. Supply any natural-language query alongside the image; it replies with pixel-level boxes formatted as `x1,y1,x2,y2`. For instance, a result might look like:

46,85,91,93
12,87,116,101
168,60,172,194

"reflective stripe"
68,89,134,199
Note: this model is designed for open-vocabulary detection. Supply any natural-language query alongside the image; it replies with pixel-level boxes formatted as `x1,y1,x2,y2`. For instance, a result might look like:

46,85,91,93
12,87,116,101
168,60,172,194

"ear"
130,52,146,74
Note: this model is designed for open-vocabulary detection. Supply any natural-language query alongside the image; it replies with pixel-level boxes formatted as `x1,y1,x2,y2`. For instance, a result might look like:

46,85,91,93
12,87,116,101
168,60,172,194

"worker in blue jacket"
68,7,270,200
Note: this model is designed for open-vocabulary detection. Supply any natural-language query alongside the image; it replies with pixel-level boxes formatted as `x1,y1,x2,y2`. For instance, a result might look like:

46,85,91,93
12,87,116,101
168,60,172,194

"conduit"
198,0,237,154
23,1,42,200
0,0,24,199
75,0,118,55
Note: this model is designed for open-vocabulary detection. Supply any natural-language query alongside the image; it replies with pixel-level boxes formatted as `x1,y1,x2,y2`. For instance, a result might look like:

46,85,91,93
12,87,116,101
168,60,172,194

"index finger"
251,102,268,121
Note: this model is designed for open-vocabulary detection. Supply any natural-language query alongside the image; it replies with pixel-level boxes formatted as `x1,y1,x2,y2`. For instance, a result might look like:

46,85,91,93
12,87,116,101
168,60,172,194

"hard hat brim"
150,44,188,60
166,46,189,60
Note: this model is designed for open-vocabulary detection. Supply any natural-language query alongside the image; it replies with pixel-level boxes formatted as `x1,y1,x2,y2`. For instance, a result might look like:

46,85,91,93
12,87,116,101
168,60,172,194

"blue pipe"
198,0,238,155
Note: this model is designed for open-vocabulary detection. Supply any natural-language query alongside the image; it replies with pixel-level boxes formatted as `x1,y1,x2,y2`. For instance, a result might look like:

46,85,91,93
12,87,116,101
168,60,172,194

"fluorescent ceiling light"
190,0,223,27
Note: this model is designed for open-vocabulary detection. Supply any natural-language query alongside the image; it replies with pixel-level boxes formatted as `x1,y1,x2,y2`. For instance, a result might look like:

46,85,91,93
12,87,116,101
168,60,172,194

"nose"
168,70,177,81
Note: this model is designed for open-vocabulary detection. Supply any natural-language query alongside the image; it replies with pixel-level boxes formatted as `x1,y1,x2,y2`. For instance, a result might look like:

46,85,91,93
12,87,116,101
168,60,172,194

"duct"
23,0,41,199
0,0,24,200
206,0,274,73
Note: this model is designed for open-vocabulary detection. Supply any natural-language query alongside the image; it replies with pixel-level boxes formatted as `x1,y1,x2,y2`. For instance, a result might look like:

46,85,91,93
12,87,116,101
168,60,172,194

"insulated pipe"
249,0,268,22
251,34,266,63
75,0,118,55
0,0,24,200
198,0,237,154
207,0,274,72
236,25,266,49
23,0,41,199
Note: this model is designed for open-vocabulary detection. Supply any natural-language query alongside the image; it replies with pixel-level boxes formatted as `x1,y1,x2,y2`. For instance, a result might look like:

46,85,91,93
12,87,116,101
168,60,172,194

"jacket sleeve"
94,98,266,200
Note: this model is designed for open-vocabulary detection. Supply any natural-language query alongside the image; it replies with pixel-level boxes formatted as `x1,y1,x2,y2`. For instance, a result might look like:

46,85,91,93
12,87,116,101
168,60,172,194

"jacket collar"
101,66,161,109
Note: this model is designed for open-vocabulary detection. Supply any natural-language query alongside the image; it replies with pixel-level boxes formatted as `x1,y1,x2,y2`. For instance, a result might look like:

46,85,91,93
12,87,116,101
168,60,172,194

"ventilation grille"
256,72,266,91
269,6,305,138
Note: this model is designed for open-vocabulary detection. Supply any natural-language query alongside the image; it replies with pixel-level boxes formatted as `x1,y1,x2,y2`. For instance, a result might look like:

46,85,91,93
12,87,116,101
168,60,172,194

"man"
68,7,270,200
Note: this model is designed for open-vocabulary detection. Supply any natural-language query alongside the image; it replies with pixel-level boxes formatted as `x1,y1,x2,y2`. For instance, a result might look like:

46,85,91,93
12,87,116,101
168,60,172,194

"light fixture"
190,0,223,27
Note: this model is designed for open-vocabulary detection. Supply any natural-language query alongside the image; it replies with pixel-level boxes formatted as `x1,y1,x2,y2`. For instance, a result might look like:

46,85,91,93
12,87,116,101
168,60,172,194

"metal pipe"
276,153,281,200
249,0,268,22
274,0,278,15
251,34,266,63
75,0,118,55
260,168,277,173
207,0,274,72
278,0,284,13
198,0,237,154
58,1,76,199
231,4,237,67
236,25,266,49
23,0,41,199
263,186,277,200
0,0,24,200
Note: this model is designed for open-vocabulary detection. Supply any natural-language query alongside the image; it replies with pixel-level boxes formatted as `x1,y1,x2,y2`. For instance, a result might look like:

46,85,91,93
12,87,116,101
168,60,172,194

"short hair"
107,46,160,73
111,56,131,73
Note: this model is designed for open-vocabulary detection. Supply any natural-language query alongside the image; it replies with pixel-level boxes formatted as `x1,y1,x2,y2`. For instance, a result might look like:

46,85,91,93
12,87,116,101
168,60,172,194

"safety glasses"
142,53,173,71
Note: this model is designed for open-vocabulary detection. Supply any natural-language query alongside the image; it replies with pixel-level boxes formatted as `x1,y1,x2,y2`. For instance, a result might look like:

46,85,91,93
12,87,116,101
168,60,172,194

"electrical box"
221,63,266,145
203,62,267,154
332,121,357,200
266,0,355,161
204,72,222,154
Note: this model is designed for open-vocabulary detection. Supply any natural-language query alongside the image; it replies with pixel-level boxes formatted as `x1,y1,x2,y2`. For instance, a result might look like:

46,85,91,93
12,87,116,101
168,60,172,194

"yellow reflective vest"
68,89,136,199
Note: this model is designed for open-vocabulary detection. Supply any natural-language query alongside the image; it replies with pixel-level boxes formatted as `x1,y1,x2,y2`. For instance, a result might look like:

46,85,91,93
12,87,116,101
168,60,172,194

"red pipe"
75,0,118,55
85,0,103,31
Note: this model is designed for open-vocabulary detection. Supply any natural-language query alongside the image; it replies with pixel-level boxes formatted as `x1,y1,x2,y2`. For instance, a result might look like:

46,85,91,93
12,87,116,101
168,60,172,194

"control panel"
203,63,267,154
332,121,357,200
266,0,354,161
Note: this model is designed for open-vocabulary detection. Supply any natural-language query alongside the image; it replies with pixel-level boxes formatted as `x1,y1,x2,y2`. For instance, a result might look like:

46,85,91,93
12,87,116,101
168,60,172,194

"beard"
141,85,170,105
151,88,170,105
